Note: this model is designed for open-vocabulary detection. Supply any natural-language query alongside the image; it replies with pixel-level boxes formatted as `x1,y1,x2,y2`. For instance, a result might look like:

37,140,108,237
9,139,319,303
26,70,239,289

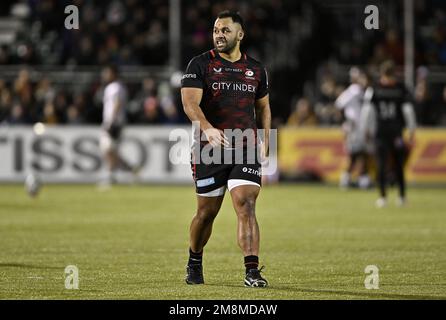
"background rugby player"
360,61,417,208
335,67,371,189
181,11,271,287
99,65,137,188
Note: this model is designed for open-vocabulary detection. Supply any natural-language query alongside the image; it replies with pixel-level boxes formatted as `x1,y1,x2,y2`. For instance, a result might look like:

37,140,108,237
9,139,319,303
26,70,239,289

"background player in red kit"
181,11,271,287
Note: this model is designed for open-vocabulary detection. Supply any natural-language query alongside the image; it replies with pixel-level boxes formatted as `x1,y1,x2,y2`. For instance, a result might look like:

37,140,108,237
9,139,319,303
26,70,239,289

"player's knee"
233,195,256,217
195,206,219,224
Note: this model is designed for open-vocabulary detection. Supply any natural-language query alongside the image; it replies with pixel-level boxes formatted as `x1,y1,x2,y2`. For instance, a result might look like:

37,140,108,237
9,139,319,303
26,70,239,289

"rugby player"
360,61,417,207
181,11,271,287
335,67,371,189
99,65,136,188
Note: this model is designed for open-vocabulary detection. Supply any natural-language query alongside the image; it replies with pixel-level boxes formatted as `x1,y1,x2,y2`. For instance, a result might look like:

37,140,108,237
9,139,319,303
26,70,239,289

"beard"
214,37,237,54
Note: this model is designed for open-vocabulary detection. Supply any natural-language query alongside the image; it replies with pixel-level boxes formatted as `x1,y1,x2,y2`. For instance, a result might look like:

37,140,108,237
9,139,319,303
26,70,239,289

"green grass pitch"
0,184,445,299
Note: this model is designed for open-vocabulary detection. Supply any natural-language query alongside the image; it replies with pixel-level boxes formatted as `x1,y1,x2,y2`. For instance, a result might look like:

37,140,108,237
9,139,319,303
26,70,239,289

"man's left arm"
255,94,271,158
111,95,123,124
255,66,271,158
104,86,124,130
402,87,417,146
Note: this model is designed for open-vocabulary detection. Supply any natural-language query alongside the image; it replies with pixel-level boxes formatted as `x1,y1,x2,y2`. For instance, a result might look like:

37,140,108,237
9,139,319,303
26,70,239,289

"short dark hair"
105,64,119,76
217,10,245,30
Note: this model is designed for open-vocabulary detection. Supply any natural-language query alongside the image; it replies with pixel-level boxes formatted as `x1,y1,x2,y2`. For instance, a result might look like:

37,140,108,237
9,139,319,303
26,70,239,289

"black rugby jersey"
181,49,269,132
368,82,412,139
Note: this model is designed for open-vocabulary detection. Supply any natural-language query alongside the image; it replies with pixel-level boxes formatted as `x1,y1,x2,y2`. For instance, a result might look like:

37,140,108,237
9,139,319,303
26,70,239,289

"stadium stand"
0,0,445,126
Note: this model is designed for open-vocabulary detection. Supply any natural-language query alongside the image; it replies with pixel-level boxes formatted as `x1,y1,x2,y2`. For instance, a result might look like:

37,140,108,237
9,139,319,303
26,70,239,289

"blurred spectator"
130,77,157,122
287,98,318,126
368,44,390,70
1,0,170,67
0,46,10,64
130,78,180,124
53,91,68,123
66,105,84,124
35,77,55,105
13,69,36,121
74,36,96,65
313,76,343,125
413,66,445,126
13,69,32,97
382,29,405,66
42,101,58,124
8,103,28,124
0,87,13,123
157,81,180,124
414,78,435,125
142,96,161,124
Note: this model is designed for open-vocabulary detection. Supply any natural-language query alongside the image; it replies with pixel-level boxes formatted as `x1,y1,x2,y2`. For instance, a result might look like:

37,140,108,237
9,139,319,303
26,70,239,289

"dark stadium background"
0,0,445,127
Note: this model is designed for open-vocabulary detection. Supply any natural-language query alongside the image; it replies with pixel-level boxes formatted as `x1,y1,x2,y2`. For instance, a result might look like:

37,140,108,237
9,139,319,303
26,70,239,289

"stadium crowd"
0,68,184,125
0,0,445,126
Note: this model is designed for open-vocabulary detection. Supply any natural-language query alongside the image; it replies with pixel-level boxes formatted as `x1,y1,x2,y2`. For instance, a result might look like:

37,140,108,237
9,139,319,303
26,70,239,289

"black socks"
189,250,259,274
188,248,203,266
244,255,259,273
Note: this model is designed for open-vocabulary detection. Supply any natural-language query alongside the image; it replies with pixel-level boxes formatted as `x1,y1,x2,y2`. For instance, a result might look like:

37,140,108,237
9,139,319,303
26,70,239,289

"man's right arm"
181,87,228,147
181,56,228,147
181,87,212,131
335,85,357,110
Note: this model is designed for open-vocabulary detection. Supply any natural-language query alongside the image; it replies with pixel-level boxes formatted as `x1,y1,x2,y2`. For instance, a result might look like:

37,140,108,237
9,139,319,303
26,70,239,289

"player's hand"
259,140,269,162
203,128,230,148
